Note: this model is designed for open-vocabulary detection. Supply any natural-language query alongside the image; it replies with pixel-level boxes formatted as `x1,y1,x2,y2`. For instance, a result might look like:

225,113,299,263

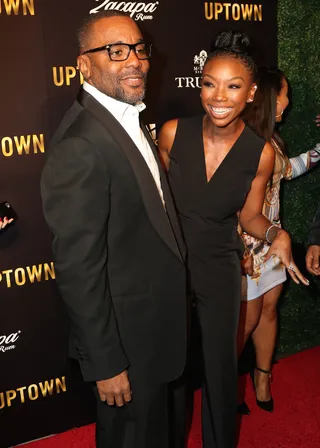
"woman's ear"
247,84,257,103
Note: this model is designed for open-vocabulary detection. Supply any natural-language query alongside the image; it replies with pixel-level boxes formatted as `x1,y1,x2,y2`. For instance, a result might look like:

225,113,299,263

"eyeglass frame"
81,41,152,61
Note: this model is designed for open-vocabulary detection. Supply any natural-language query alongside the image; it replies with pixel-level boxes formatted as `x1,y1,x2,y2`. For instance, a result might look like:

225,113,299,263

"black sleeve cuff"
77,345,129,382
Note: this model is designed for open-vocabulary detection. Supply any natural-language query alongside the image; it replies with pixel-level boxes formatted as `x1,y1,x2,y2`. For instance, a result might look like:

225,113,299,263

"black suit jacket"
41,90,187,383
309,204,320,246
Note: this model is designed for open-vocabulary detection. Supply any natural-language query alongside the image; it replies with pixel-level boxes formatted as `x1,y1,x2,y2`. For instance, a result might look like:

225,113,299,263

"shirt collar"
83,81,146,123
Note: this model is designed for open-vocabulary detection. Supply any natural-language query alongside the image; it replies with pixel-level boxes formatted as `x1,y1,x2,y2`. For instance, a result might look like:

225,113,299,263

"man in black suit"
306,205,320,275
41,10,187,448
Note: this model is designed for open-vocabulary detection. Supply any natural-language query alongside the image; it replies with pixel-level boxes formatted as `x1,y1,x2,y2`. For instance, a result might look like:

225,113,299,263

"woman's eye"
203,81,213,87
229,84,241,89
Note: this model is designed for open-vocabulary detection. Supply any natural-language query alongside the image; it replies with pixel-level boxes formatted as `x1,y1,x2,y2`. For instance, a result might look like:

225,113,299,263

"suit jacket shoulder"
49,101,116,154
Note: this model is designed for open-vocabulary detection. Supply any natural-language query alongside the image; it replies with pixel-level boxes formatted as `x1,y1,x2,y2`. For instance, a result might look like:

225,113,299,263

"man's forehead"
92,16,143,44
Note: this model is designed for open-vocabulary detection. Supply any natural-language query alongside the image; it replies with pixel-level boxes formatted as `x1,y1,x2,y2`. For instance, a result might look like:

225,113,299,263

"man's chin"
122,88,145,105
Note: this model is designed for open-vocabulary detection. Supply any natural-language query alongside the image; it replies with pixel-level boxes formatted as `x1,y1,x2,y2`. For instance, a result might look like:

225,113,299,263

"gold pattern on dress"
241,138,292,277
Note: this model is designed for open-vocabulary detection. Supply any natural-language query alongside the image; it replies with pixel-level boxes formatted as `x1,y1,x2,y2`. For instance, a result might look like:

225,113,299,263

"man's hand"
265,229,309,285
306,245,320,275
241,254,254,276
0,217,14,230
97,370,132,407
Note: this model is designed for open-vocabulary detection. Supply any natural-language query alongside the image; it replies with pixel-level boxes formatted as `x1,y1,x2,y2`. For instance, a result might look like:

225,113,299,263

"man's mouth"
121,74,144,87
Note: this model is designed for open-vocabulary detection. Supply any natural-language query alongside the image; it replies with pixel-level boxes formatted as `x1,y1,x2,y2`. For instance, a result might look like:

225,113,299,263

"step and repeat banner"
0,1,277,446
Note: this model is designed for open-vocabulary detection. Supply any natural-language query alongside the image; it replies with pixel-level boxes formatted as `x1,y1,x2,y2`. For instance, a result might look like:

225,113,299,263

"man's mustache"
119,69,147,79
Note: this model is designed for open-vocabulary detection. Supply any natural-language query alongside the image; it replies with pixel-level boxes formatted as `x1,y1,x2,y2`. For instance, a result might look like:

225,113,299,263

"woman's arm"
158,119,178,171
239,142,275,239
240,142,309,285
284,144,320,180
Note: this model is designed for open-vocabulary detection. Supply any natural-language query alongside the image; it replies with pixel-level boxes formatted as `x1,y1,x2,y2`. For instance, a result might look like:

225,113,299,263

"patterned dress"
242,139,320,301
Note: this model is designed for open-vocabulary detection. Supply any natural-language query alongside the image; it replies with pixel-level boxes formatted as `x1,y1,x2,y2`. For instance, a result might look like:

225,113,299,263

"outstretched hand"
264,230,309,285
306,245,320,276
97,370,132,407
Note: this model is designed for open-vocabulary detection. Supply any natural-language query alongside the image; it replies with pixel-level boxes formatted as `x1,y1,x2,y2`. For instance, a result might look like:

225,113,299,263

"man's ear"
77,55,91,81
247,83,257,103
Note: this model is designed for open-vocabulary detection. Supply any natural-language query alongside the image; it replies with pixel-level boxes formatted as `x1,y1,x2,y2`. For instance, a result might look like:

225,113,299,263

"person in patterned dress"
238,67,319,413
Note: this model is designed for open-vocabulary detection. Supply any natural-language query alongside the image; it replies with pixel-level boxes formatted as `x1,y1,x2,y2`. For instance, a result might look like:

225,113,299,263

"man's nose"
125,49,142,68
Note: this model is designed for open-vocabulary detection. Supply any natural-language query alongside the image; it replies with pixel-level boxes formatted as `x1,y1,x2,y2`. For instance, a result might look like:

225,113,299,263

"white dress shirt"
83,82,165,206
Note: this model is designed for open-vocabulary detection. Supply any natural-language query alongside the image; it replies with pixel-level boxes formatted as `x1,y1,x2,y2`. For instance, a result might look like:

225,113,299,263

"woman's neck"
203,115,245,141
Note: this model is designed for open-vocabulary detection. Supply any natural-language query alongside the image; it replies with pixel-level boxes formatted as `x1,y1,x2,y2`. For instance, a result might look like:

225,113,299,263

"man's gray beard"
113,83,146,105
98,71,148,105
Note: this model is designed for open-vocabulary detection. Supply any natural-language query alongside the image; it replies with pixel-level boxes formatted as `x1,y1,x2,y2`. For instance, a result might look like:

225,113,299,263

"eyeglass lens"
109,43,151,61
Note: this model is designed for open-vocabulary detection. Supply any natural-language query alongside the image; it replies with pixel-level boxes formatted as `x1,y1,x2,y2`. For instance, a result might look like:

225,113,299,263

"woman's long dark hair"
243,66,286,153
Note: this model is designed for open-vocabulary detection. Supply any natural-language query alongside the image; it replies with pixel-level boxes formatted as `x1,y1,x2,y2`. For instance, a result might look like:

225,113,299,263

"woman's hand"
315,114,320,127
241,254,254,276
264,229,309,285
306,245,320,276
0,217,14,230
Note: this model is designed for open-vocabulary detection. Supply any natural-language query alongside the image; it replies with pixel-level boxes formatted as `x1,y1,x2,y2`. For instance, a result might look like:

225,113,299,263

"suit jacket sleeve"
309,204,320,246
41,137,129,382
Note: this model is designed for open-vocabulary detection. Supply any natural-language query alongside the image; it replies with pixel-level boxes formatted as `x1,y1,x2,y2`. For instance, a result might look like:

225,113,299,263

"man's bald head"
77,10,130,54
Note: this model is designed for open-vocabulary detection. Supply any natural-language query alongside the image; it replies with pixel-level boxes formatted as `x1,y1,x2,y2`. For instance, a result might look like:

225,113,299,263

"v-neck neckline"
200,120,246,185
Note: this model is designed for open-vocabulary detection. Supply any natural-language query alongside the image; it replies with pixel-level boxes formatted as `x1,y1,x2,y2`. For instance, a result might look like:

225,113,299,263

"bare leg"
252,284,283,401
237,296,263,358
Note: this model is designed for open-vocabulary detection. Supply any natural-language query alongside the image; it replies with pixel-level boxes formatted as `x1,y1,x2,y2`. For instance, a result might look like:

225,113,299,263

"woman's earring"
247,85,257,103
276,101,283,118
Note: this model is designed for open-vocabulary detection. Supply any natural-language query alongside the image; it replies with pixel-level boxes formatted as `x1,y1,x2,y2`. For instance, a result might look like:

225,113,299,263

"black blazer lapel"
141,123,186,261
78,89,184,263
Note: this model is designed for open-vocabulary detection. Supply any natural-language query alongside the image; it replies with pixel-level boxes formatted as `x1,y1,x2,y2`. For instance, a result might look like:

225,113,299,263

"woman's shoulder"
243,123,267,146
159,118,179,137
158,119,179,154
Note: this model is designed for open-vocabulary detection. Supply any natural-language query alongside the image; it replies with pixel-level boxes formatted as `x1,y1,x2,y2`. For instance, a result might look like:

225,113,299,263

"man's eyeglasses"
82,42,152,62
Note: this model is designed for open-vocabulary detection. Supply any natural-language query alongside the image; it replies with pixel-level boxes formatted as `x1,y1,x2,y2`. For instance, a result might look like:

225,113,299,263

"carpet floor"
22,346,320,448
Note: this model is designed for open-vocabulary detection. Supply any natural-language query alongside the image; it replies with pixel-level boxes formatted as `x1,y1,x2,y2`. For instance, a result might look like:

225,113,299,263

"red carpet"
23,346,320,448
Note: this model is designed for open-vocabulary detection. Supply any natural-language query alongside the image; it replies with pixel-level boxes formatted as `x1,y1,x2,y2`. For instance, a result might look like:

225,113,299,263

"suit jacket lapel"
78,89,184,263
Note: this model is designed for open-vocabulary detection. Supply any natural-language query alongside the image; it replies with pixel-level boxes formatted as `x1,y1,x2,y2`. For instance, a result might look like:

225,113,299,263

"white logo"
89,1,160,21
0,331,22,353
193,50,208,74
175,49,207,89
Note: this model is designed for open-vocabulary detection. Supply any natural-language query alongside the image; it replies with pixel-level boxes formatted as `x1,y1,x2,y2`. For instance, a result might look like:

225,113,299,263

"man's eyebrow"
108,38,144,45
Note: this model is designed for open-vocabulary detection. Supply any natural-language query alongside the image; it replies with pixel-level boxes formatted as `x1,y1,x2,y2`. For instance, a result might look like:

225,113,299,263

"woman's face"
201,55,256,128
276,77,289,122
